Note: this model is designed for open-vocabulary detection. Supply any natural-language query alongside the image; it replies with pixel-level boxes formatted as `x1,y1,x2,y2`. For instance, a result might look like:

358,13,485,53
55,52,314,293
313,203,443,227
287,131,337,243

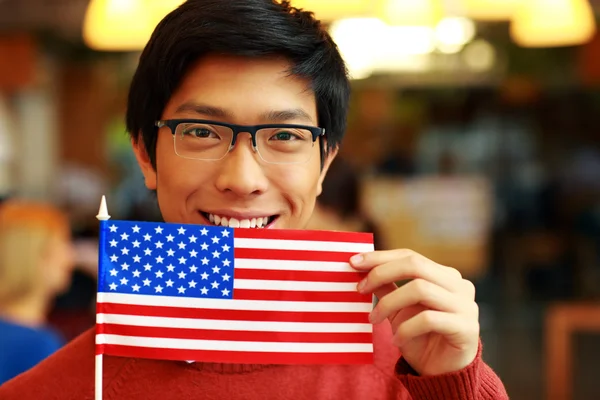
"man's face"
133,55,336,229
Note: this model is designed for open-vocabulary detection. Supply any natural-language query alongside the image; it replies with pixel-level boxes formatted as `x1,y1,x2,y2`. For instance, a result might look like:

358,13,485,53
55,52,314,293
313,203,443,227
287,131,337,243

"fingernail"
350,254,364,265
357,278,367,293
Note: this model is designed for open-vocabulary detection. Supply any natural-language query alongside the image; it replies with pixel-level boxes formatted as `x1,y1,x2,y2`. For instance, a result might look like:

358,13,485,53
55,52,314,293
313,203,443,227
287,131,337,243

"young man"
0,1,508,398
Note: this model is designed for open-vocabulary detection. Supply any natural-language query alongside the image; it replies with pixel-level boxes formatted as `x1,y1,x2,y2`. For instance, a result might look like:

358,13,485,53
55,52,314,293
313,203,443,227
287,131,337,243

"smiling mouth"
200,212,278,228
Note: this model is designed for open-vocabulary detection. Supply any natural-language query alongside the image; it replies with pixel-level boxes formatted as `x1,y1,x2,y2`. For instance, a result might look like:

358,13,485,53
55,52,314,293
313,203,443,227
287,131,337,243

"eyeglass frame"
155,119,326,163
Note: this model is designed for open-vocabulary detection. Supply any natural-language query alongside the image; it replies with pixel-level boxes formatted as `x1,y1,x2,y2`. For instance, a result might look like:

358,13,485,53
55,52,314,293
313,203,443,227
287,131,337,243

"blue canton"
99,221,235,299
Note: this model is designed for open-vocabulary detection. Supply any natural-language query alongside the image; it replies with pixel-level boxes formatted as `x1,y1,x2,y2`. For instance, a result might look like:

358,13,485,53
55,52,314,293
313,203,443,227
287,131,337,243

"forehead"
162,55,318,124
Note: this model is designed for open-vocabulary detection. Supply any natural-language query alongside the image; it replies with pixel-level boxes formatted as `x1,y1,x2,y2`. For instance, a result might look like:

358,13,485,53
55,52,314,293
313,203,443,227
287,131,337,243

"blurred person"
0,1,507,399
0,200,75,385
307,157,385,250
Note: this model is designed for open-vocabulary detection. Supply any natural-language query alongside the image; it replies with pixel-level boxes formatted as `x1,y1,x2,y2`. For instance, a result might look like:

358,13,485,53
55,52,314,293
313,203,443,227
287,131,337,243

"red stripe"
97,303,370,323
233,289,370,303
234,268,365,283
234,228,373,244
96,344,373,365
97,324,372,343
234,248,357,262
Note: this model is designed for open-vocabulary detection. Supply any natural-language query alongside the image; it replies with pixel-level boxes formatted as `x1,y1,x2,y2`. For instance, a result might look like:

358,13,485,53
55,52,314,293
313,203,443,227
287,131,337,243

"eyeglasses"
155,119,325,165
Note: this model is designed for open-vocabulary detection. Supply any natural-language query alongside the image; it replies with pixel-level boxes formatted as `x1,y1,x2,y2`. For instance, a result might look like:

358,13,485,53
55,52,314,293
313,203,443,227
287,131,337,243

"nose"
214,133,269,197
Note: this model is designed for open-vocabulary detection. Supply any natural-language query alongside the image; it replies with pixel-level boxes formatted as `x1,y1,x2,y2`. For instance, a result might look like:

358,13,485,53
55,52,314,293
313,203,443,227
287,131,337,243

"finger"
369,279,468,324
393,310,480,349
357,258,462,295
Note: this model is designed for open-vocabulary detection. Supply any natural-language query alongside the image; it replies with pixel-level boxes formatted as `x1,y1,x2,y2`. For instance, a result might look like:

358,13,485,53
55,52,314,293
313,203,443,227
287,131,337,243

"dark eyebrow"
174,102,315,124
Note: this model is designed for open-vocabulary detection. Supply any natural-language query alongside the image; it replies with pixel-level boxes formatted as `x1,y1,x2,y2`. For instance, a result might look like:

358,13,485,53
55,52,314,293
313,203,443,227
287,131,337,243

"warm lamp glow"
510,0,596,47
460,0,520,21
377,0,444,26
83,0,184,51
290,0,372,21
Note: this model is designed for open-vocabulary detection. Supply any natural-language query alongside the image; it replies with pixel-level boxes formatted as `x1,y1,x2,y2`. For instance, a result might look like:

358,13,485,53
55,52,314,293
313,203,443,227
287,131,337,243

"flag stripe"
233,289,369,303
97,293,373,313
234,279,358,292
97,324,373,343
234,268,364,282
235,259,355,272
233,237,373,253
234,248,358,262
97,303,370,324
234,228,373,244
96,344,373,364
96,334,373,353
97,313,372,333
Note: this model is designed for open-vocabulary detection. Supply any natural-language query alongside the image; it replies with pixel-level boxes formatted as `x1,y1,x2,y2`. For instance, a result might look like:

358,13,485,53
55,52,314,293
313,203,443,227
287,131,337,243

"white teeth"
207,213,271,229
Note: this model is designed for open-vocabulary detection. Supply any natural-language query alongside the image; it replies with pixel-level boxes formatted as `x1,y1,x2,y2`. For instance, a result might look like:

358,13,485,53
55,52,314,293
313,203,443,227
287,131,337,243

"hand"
350,249,480,376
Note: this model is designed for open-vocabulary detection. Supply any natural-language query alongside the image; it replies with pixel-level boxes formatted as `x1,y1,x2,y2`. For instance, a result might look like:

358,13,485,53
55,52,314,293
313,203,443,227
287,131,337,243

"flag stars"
109,225,118,233
211,281,220,289
121,247,130,255
200,272,209,280
120,233,129,241
109,239,118,247
156,255,164,264
121,262,129,271
211,236,220,244
132,225,141,233
132,270,141,278
189,265,198,273
132,284,141,292
221,244,230,252
132,240,140,248
144,248,152,256
200,228,208,236
200,243,209,251
110,255,118,262
222,273,230,282
201,257,209,265
189,235,197,243
165,279,174,287
212,266,221,274
178,242,186,250
155,241,164,249
178,286,186,294
189,250,198,258
166,249,175,257
109,268,118,277
109,283,118,290
212,250,220,259
221,229,230,237
155,271,164,279
179,256,187,264
222,259,231,267
132,255,141,263
155,285,163,293
178,227,186,235
143,263,152,271
166,234,175,242
120,277,129,285
188,280,197,288
221,288,230,296
178,271,187,279
166,264,175,272
200,287,209,295
155,226,163,234
142,278,151,286
143,233,152,241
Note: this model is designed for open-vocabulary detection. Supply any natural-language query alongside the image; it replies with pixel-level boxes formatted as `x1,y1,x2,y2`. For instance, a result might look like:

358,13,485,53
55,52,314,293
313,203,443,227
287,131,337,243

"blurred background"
0,0,600,398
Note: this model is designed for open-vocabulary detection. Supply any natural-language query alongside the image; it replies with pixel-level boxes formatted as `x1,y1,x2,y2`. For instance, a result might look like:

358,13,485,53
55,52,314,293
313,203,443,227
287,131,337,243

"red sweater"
0,323,507,399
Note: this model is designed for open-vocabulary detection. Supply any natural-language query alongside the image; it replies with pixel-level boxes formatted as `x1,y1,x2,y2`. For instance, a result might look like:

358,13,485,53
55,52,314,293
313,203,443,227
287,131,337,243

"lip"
198,210,279,229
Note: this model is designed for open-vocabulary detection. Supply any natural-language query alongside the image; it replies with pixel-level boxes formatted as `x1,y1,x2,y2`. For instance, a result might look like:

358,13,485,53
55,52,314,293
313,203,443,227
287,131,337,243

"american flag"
95,220,375,365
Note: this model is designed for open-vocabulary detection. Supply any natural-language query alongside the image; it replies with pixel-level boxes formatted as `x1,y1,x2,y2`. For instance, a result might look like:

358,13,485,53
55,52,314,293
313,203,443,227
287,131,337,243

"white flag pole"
95,195,111,400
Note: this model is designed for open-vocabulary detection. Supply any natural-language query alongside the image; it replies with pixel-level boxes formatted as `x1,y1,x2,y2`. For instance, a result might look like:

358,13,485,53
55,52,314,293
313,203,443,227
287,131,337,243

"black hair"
125,0,350,168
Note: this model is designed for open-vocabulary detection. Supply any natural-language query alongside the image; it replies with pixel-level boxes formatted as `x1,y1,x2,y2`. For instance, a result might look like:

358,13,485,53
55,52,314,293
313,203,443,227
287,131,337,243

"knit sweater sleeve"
393,342,508,400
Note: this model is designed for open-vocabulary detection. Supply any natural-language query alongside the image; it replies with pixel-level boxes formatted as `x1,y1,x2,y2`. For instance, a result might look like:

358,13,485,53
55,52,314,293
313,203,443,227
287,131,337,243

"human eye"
269,129,310,141
181,124,220,139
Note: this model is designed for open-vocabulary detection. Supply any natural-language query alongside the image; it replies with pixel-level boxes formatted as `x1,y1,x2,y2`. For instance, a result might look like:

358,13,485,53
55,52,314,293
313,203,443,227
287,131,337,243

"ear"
131,137,157,190
316,145,338,196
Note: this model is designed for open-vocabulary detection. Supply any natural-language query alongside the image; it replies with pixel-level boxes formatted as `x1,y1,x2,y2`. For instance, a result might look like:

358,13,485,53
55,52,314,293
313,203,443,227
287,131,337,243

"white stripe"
235,259,356,272
235,279,357,292
97,313,372,333
96,334,373,353
97,293,372,313
234,238,373,253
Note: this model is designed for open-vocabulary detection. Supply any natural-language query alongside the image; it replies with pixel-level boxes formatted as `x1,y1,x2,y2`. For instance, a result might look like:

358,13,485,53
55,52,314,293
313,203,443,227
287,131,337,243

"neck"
0,293,49,327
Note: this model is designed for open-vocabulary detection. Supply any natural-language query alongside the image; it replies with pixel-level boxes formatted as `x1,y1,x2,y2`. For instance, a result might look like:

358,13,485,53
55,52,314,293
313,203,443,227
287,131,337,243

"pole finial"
96,195,111,221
